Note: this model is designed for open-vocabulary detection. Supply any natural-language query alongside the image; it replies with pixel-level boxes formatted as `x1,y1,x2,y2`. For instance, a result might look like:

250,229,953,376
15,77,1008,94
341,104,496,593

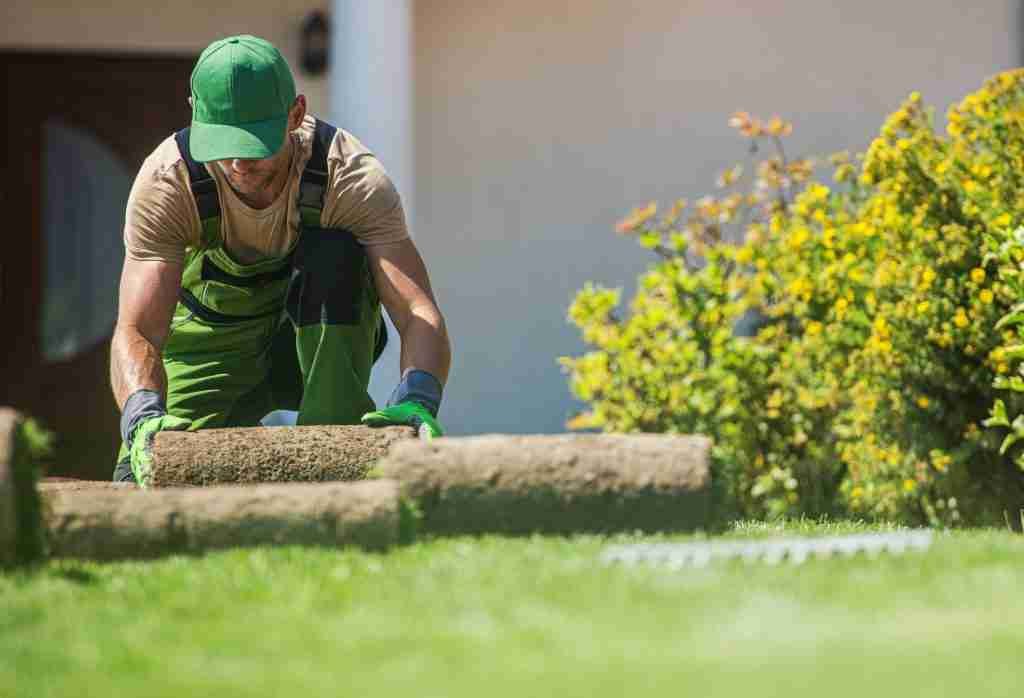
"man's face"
209,99,305,202
213,151,283,197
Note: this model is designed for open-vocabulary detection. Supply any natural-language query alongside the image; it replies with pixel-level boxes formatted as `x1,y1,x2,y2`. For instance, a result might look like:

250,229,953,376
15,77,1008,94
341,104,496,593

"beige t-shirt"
124,115,408,265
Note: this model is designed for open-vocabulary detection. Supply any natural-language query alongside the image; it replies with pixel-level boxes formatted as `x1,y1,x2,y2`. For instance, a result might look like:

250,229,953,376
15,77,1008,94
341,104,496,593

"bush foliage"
563,70,1024,525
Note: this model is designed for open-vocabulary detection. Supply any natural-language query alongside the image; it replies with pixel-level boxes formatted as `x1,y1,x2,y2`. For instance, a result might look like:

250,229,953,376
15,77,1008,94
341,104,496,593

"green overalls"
115,119,386,469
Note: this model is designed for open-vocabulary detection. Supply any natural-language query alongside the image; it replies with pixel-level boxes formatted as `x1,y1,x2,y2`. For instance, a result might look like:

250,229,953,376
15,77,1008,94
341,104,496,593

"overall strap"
173,128,221,220
298,118,338,212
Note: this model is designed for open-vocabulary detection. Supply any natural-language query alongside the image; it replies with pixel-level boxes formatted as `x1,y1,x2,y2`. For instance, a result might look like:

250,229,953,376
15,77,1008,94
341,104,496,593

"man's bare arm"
110,258,184,409
366,238,451,385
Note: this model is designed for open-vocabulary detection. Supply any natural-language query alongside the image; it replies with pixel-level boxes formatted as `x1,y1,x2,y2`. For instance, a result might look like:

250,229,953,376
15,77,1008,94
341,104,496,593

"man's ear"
290,95,308,130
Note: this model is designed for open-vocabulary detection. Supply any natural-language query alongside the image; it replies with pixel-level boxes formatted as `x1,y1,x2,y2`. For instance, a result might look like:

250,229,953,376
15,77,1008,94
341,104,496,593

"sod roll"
0,408,45,567
149,425,415,487
0,409,19,567
378,433,712,535
44,479,400,560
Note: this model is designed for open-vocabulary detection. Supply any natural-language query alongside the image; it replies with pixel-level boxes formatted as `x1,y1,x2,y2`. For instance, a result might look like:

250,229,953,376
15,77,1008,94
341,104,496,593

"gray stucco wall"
413,0,1020,435
4,1,1021,436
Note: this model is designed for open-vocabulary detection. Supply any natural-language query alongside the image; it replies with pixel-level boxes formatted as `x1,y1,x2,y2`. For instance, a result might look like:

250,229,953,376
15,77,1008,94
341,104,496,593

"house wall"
2,1,329,127
413,0,1021,435
4,1,1022,439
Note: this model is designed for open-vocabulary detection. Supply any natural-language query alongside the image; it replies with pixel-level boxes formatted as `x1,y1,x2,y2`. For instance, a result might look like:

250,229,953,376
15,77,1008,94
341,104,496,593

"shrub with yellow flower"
564,70,1024,525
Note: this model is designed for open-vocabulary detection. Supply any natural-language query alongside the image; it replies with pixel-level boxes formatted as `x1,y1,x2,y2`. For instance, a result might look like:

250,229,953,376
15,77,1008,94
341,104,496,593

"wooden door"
0,51,194,479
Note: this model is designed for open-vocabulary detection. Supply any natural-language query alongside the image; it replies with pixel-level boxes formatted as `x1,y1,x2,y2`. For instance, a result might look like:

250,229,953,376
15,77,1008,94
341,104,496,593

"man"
111,35,451,486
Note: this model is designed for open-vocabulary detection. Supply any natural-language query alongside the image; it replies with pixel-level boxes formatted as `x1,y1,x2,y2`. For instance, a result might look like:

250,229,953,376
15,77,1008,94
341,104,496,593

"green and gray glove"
361,369,445,440
121,389,191,487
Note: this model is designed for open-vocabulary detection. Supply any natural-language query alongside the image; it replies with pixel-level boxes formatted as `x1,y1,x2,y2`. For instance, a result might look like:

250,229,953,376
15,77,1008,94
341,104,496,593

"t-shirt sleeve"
321,152,411,246
123,155,196,265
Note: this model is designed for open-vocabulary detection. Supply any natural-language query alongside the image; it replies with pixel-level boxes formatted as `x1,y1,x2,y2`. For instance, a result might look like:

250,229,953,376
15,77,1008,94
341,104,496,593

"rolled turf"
0,408,45,567
43,479,400,560
0,409,17,567
149,425,415,487
377,433,712,535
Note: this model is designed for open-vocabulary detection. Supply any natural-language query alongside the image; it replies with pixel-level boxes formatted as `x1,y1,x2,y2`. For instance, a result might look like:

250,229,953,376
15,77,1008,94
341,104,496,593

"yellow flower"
903,479,917,493
822,227,836,248
971,163,992,179
805,321,823,336
995,212,1013,228
788,227,810,251
970,267,986,284
954,309,969,328
916,301,930,315
998,362,1010,374
788,277,812,298
980,289,994,304
916,396,930,409
834,297,849,319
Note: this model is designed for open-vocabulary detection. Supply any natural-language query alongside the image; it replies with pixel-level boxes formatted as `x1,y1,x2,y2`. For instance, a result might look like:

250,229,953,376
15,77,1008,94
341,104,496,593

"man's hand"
361,368,445,440
120,389,191,487
362,402,444,440
129,414,191,486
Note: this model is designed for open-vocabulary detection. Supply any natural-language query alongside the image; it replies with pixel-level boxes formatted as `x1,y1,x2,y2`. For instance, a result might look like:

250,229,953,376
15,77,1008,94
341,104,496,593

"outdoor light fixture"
300,10,330,76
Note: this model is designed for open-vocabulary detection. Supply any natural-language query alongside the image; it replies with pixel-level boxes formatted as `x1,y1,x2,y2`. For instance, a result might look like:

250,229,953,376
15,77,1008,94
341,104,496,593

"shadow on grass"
52,565,98,585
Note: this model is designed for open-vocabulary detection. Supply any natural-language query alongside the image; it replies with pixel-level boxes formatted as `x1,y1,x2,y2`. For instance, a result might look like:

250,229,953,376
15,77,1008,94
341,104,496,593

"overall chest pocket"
180,249,293,325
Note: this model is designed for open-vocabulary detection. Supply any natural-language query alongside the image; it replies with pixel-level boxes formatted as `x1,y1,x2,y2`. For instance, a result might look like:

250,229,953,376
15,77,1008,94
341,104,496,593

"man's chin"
229,178,269,196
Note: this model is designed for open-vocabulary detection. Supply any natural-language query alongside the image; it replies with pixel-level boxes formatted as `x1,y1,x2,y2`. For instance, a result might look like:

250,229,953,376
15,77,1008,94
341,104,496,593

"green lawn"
3,521,1022,698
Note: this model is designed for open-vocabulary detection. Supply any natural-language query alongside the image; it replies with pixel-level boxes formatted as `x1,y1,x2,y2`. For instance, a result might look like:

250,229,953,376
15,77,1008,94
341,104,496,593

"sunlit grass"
3,522,1022,697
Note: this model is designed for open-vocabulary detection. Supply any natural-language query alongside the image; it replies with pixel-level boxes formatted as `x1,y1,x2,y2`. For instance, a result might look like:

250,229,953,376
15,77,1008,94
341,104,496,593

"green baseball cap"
188,35,297,162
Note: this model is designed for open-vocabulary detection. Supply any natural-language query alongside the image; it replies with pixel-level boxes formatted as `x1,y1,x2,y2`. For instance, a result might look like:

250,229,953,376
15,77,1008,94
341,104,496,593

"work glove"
121,389,191,487
361,369,444,440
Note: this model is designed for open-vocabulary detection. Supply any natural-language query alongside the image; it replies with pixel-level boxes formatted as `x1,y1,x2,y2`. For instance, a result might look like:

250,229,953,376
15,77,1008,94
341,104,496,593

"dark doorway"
1,51,195,479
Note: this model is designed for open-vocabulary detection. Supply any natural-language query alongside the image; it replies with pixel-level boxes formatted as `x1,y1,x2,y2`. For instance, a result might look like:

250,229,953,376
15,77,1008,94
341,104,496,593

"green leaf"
639,231,662,249
994,376,1024,392
1000,344,1024,361
1000,432,1020,455
995,302,1024,330
1015,451,1024,472
983,399,1010,428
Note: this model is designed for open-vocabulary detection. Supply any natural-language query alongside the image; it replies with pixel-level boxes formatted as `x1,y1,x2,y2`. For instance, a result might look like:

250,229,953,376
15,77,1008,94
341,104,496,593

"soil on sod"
38,479,137,493
45,480,400,559
150,425,415,486
0,408,46,567
380,433,711,535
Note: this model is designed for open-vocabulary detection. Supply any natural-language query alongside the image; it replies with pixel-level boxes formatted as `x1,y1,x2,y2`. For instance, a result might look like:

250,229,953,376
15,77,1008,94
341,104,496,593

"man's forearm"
110,325,168,410
397,305,451,385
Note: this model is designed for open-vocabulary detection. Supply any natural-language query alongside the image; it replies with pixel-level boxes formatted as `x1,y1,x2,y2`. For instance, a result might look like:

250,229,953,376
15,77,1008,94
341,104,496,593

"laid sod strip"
0,408,46,567
150,425,415,487
378,433,711,535
43,479,400,560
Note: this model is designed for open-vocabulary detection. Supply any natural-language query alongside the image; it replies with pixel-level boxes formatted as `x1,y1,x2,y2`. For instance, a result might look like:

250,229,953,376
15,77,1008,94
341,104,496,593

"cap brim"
188,116,288,162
